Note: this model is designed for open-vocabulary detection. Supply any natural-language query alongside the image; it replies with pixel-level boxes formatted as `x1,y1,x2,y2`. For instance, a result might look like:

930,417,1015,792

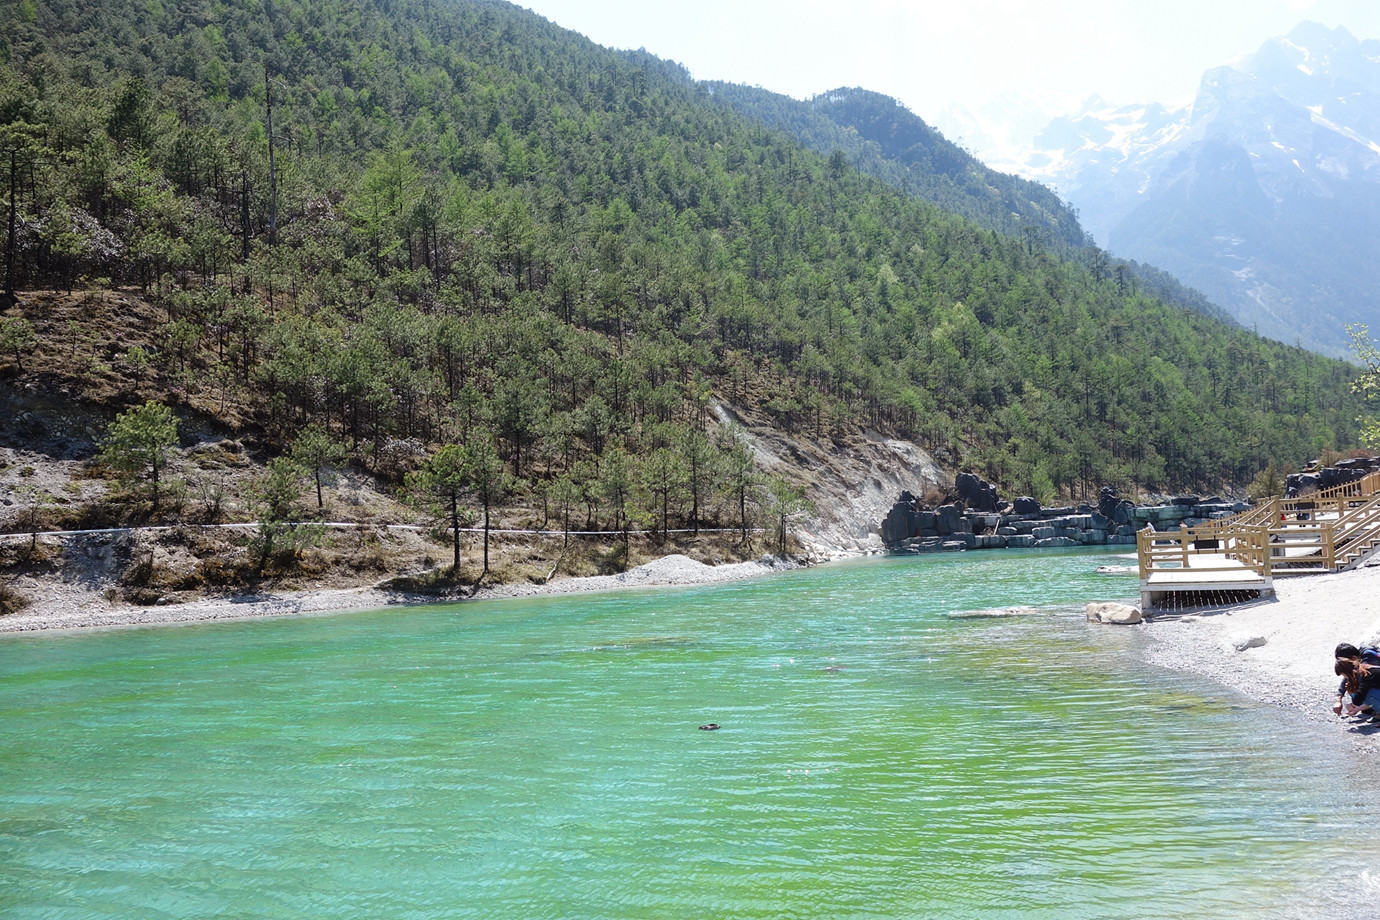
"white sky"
517,0,1380,161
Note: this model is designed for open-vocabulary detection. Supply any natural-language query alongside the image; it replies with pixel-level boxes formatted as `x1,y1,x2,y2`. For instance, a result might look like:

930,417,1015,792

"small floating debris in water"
699,723,720,731
824,665,847,672
1095,565,1137,575
583,636,693,652
946,606,1041,619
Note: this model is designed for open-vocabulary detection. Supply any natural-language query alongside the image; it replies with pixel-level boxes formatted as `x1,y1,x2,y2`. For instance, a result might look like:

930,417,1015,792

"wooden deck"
1136,469,1380,610
1140,553,1272,609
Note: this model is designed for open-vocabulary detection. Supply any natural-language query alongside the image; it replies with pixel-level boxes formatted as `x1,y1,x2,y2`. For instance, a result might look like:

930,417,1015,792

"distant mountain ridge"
1015,22,1380,356
708,81,1237,325
705,83,1087,250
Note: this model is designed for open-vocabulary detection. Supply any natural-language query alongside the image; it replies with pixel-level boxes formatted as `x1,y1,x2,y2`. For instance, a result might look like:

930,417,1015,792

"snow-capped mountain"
1015,22,1380,355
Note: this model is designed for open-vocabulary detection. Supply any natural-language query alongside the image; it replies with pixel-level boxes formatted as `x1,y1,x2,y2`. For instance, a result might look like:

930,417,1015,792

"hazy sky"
517,0,1380,160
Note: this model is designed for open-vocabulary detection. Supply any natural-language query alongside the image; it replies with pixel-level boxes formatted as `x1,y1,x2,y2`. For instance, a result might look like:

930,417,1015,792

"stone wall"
879,477,1249,554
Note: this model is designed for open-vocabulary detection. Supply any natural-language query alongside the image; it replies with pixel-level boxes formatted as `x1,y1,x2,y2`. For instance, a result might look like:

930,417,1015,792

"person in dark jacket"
1333,643,1380,716
1334,650,1380,718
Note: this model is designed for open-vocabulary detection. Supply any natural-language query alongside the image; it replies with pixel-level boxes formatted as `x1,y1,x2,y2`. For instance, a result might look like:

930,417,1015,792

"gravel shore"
1140,560,1380,740
0,554,802,634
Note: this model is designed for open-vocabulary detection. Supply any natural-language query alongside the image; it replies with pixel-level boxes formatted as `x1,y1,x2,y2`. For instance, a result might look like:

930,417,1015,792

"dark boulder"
1285,473,1317,498
880,502,914,545
956,472,1000,513
936,504,964,535
1319,467,1366,490
1012,496,1041,515
1098,487,1119,521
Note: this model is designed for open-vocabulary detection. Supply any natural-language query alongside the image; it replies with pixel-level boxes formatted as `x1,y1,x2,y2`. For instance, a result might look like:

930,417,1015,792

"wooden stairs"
1137,469,1380,609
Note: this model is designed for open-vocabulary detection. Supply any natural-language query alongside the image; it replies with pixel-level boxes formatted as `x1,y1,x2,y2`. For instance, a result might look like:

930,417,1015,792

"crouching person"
1335,656,1380,719
1334,643,1380,717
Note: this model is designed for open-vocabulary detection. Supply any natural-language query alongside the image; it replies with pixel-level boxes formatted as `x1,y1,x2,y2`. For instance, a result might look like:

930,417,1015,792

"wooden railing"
1136,525,1271,579
1317,469,1380,501
1136,470,1380,583
1224,498,1279,529
1329,493,1380,569
1206,470,1380,531
1266,520,1335,573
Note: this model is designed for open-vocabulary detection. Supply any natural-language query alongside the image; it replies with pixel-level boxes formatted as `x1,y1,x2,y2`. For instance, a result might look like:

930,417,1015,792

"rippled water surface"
3,548,1378,919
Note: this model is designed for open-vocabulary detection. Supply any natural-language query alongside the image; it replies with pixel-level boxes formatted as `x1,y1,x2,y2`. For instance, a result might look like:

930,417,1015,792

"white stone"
1085,602,1143,625
1229,633,1267,652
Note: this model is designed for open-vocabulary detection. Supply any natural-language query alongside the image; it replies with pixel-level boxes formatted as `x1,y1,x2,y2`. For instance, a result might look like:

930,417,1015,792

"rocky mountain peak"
1013,21,1380,356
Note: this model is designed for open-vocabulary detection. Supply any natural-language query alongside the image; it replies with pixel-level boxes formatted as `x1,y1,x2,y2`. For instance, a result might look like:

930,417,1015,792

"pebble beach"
1141,560,1380,731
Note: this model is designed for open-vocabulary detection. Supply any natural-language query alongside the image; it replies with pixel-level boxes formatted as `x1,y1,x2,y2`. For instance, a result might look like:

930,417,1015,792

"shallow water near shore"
2,548,1378,918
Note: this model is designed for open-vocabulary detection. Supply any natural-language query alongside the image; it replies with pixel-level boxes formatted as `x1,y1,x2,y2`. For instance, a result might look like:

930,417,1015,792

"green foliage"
460,431,514,580
765,475,814,557
254,456,305,524
97,400,179,510
1246,460,1287,501
0,315,36,371
710,85,1087,252
408,442,475,572
16,484,51,553
249,456,320,572
1348,323,1380,451
719,430,762,545
290,423,349,510
408,433,512,579
0,0,1363,521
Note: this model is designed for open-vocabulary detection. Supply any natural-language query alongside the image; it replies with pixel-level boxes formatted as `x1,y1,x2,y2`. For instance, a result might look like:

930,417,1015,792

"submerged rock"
947,606,1042,619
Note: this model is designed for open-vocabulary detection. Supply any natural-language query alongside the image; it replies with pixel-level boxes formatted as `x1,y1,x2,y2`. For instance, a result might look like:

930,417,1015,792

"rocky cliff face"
715,405,948,556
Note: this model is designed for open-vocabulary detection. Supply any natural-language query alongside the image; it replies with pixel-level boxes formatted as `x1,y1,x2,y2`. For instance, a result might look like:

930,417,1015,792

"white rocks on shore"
1141,562,1380,728
1227,633,1267,652
0,553,801,633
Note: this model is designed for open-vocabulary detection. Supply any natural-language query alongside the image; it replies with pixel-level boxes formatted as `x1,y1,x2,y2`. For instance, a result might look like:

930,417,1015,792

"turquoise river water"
3,547,1379,919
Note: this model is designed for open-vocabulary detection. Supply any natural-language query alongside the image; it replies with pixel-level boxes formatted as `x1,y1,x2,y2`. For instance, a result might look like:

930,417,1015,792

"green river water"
2,547,1379,919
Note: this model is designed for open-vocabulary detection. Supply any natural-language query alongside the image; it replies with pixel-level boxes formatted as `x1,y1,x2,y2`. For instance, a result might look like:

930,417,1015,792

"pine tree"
98,401,179,511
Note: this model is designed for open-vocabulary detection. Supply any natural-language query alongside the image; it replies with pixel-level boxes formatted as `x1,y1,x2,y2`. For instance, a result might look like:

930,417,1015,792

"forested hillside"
710,83,1240,328
706,84,1088,252
0,0,1362,527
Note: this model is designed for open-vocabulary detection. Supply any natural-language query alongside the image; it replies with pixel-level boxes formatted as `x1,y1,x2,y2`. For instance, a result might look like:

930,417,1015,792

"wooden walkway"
1137,470,1380,610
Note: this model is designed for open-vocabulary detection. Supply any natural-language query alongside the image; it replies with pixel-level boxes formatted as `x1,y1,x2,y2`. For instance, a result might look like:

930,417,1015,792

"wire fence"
0,522,766,542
